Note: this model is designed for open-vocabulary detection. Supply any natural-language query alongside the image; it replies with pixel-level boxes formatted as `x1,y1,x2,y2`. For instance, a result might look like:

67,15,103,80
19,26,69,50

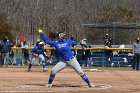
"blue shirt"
41,34,77,61
31,45,45,55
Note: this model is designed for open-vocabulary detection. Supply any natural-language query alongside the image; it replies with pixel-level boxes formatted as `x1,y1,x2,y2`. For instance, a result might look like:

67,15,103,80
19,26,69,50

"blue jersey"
31,45,45,55
41,34,77,61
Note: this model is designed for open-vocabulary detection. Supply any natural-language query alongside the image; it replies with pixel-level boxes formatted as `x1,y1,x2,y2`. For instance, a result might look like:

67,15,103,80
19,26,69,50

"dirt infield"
0,66,140,93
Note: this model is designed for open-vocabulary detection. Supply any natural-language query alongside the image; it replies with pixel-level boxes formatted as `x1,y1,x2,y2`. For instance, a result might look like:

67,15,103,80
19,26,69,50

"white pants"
30,54,45,65
51,57,84,76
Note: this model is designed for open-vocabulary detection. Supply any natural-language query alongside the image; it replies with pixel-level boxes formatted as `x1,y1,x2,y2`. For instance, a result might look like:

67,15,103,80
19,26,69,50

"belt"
65,56,74,61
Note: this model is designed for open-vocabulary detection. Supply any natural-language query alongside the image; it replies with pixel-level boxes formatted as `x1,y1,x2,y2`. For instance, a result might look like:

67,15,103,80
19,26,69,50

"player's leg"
133,54,137,70
38,57,41,65
3,53,6,68
136,60,140,70
46,61,66,87
39,54,47,71
5,53,9,67
3,53,9,67
28,55,35,71
1,53,4,67
136,54,140,70
68,57,94,87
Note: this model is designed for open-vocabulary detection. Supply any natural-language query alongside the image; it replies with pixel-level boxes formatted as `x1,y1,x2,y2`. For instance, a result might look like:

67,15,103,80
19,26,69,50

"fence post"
102,50,105,67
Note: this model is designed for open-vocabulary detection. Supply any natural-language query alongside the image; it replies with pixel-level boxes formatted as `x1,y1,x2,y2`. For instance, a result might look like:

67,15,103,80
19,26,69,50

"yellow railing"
12,47,132,51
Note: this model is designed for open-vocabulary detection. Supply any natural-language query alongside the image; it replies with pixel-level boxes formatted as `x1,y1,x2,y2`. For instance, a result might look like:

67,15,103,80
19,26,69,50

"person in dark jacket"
0,36,12,67
104,34,113,66
70,35,77,56
22,48,30,65
104,34,112,48
80,39,91,67
132,37,140,70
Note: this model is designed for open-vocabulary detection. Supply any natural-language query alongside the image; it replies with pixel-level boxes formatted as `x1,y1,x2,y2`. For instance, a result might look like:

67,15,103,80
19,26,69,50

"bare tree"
0,0,140,45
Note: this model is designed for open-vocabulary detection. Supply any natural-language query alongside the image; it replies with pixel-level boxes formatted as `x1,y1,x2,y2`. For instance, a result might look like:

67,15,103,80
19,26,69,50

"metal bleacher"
112,51,132,67
91,50,106,66
91,49,132,67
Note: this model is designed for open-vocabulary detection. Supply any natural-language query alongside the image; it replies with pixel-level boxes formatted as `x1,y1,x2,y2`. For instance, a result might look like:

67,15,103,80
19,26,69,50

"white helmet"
58,32,65,40
105,33,109,36
38,42,44,45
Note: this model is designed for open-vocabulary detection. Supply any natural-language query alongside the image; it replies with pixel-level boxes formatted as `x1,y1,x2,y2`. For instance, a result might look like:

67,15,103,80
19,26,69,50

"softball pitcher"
38,30,95,87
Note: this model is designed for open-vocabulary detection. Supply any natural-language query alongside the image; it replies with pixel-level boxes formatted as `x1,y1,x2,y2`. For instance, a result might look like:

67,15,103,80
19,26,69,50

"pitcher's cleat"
88,83,95,87
45,84,52,87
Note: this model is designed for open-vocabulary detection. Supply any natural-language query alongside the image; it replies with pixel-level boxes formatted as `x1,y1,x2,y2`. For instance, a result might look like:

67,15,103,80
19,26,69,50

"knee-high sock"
28,64,32,70
81,73,91,85
42,61,46,69
48,73,55,84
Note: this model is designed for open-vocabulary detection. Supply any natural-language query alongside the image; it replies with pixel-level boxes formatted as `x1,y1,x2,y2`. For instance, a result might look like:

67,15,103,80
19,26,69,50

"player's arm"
68,39,77,46
38,30,56,46
42,46,47,56
132,43,135,56
31,46,38,56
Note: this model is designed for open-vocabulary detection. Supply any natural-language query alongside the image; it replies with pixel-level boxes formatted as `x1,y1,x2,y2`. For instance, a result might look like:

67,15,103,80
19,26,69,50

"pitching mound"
16,82,111,93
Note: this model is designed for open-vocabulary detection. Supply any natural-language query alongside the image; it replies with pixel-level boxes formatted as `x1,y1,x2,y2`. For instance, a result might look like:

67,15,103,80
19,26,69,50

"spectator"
0,36,12,67
80,38,91,67
76,50,84,66
20,34,24,48
104,34,112,48
132,37,140,70
23,41,28,47
104,33,113,66
70,35,77,56
80,39,88,49
22,43,30,65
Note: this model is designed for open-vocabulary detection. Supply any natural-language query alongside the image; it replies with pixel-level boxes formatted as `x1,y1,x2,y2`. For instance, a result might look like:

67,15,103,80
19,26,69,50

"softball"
38,29,43,33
